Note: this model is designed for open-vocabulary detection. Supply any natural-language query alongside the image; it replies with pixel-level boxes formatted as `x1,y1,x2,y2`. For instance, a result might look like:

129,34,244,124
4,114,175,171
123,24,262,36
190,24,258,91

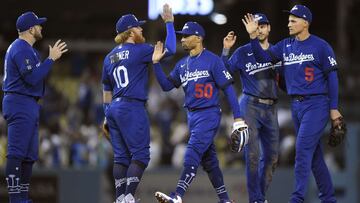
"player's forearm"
153,63,175,91
223,85,242,119
164,22,176,56
250,38,272,63
22,58,54,86
328,71,339,109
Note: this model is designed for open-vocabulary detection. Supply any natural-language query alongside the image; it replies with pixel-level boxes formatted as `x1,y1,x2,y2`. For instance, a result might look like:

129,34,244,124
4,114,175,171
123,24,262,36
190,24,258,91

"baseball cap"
116,14,146,33
284,5,312,23
16,11,47,32
176,22,205,37
254,13,270,25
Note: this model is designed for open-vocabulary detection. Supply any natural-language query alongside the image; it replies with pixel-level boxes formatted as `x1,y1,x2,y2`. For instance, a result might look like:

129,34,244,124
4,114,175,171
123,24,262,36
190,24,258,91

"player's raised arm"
161,3,176,55
242,13,277,63
152,41,176,91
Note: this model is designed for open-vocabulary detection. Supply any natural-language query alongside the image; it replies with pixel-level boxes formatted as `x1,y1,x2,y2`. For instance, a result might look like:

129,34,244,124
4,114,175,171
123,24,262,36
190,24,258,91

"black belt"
291,94,326,102
4,91,40,102
244,93,277,105
187,106,217,112
114,97,146,104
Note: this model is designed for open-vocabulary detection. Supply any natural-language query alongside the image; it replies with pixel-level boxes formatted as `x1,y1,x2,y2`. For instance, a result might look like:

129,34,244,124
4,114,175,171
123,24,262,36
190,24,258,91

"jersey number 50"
113,65,129,88
195,83,213,99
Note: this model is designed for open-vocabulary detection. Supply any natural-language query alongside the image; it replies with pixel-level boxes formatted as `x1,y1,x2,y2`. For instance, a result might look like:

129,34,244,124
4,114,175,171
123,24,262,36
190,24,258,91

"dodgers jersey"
3,39,54,97
225,43,281,99
255,35,337,96
102,43,154,101
169,49,233,109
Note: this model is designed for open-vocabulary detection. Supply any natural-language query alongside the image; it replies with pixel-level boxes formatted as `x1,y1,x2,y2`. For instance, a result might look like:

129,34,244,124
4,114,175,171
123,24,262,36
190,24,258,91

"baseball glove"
328,116,347,147
230,120,249,152
102,118,111,142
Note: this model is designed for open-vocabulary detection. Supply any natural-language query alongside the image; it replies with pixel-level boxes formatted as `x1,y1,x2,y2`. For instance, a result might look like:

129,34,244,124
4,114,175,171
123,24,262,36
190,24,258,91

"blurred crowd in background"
0,0,358,174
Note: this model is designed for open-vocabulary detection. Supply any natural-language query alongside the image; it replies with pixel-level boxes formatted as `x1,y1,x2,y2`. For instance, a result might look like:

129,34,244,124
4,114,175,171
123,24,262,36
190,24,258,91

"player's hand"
49,39,68,61
230,119,249,152
242,13,259,39
152,41,166,63
330,109,342,121
102,118,111,142
161,3,174,23
223,31,237,49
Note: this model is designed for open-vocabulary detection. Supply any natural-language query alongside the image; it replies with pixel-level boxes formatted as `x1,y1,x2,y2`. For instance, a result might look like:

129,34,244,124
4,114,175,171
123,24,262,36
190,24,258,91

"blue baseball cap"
254,13,270,24
116,14,146,34
284,5,312,23
16,12,47,32
176,22,205,37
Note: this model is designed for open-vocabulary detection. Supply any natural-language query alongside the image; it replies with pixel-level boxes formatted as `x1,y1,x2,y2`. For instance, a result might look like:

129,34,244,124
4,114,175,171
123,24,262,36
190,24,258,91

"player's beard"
134,32,145,43
33,28,43,41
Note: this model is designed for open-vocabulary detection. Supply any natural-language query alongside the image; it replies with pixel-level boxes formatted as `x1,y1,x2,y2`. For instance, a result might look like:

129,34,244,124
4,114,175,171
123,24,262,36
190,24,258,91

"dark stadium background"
0,0,359,202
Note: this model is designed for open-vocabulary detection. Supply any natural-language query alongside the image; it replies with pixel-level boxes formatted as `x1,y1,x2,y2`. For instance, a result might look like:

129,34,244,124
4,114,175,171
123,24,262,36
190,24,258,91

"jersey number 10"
113,65,129,88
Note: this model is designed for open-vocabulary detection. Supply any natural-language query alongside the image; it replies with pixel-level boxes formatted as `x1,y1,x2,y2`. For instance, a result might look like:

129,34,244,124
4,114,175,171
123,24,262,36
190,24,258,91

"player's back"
3,39,43,96
102,43,153,101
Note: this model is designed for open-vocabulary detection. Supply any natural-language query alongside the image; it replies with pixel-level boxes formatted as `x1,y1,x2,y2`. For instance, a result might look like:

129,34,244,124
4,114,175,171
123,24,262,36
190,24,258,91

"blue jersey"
225,43,281,99
3,39,54,97
102,43,154,101
261,35,337,95
169,49,233,109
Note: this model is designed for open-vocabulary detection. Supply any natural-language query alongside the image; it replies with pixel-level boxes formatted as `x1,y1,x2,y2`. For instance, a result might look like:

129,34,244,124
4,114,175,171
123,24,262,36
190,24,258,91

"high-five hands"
49,39,68,61
152,41,167,64
161,3,174,23
242,13,259,39
223,31,237,50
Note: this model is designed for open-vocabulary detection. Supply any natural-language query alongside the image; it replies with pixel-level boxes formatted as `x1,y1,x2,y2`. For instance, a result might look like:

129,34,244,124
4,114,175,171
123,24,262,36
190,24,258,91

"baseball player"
2,12,67,203
101,4,176,203
152,22,249,203
222,13,280,203
243,5,342,203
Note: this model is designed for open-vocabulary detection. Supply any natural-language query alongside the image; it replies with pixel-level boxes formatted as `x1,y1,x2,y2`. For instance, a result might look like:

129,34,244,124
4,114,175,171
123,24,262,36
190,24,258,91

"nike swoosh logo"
247,53,253,56
180,64,185,68
286,44,291,47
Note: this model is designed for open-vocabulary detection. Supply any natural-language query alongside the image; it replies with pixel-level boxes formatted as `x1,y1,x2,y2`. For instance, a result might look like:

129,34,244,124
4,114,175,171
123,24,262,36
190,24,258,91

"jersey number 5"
113,65,129,88
195,83,213,99
305,67,314,82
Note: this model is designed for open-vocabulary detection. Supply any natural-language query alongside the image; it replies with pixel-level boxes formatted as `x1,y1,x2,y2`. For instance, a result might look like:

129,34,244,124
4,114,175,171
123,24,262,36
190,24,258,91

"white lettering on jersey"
180,69,210,86
328,56,337,66
245,62,281,75
283,53,314,65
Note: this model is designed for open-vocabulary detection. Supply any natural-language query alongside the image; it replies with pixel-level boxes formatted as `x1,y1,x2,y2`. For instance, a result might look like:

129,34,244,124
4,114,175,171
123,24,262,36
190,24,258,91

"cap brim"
138,20,146,26
37,17,47,25
282,10,302,19
175,31,187,35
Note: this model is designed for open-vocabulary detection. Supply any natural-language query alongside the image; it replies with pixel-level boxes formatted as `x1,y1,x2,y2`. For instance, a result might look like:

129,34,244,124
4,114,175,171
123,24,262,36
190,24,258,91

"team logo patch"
328,56,337,66
222,70,232,80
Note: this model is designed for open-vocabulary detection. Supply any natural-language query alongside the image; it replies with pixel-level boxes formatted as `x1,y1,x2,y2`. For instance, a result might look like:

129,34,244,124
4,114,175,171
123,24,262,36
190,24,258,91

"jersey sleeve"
320,42,338,74
212,57,234,89
226,48,243,74
250,38,283,64
169,63,182,88
101,57,112,91
13,50,54,86
140,44,155,63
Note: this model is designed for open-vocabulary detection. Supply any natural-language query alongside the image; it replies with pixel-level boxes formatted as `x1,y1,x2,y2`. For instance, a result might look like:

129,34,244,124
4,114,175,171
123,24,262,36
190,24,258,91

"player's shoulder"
310,35,333,48
203,49,221,61
9,39,33,56
235,43,251,54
